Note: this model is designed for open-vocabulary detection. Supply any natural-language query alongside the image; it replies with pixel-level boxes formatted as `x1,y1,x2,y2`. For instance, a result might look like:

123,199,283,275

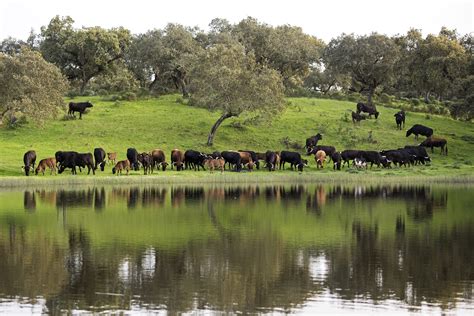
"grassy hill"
0,94,473,178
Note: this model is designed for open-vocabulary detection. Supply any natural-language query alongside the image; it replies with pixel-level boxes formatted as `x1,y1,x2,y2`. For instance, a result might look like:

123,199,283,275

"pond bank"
1,172,473,188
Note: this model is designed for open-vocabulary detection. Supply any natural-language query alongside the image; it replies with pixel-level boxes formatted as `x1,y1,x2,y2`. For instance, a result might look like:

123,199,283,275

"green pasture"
0,95,473,180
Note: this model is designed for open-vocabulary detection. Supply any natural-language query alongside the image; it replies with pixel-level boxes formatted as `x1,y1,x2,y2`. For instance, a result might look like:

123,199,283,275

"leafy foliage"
0,49,68,126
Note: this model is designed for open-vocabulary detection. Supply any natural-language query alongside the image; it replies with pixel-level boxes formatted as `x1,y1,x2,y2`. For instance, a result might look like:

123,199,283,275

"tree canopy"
0,49,68,126
189,41,285,145
40,16,131,94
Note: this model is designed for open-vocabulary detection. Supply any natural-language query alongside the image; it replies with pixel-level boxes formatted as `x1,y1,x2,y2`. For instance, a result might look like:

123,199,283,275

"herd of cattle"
20,102,449,176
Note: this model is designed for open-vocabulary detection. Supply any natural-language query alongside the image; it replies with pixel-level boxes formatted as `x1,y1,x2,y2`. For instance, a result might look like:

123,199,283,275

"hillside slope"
1,95,473,177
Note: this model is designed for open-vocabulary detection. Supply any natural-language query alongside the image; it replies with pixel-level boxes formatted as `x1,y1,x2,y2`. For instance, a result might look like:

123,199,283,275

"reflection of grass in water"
1,171,474,189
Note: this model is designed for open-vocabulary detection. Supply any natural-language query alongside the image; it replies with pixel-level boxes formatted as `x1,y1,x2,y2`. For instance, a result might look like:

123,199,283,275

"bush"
5,115,27,129
120,91,137,101
379,93,392,105
410,98,421,106
101,95,120,102
280,136,303,150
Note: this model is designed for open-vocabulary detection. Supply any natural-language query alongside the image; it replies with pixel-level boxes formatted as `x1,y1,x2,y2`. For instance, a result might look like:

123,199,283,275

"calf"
35,157,56,175
204,158,225,173
138,152,153,174
331,152,342,170
184,150,208,170
127,148,140,171
94,148,106,171
406,124,433,139
112,160,130,175
151,149,168,172
171,149,185,171
315,150,326,168
280,151,307,171
107,152,117,165
420,137,448,155
68,101,93,119
356,102,379,119
352,111,367,124
23,150,36,176
221,151,242,171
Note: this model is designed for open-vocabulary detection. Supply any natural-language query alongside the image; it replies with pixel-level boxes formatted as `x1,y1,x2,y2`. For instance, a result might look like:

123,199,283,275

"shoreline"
1,172,473,188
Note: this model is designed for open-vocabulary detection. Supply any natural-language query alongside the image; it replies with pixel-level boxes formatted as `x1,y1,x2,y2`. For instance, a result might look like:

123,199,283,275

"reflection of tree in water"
0,221,66,301
3,184,470,313
324,220,473,309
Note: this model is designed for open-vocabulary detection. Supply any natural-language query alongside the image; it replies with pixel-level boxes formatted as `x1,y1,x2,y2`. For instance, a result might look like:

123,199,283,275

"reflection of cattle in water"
279,186,305,207
171,187,186,208
94,187,106,211
142,188,167,207
306,186,326,215
36,189,57,206
56,189,94,209
24,190,36,211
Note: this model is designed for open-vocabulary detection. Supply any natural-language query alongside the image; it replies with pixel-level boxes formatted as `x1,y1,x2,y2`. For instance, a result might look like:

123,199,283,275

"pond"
0,184,472,314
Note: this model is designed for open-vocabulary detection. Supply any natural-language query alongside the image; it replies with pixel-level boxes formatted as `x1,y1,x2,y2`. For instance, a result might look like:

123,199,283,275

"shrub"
5,114,27,129
379,93,392,105
120,91,137,101
101,95,120,102
410,98,421,106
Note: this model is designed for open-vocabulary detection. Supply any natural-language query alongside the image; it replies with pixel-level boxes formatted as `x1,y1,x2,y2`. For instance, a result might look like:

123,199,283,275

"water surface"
0,184,472,314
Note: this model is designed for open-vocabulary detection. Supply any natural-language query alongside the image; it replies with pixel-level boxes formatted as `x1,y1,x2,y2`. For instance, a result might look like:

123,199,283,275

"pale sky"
0,0,472,42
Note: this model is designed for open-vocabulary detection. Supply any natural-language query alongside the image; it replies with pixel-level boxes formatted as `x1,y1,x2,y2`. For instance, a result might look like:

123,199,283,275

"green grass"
1,94,473,180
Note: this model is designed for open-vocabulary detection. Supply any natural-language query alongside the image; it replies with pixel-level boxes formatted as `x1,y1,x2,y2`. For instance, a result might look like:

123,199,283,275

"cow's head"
375,112,380,119
297,163,305,172
85,101,93,108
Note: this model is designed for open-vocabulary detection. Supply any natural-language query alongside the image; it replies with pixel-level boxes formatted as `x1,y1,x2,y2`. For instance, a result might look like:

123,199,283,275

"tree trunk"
424,91,430,103
80,79,88,95
367,87,375,106
148,77,158,92
178,79,189,98
207,113,235,146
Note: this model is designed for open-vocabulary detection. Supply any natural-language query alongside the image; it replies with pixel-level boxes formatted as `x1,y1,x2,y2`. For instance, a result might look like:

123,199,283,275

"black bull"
68,101,93,119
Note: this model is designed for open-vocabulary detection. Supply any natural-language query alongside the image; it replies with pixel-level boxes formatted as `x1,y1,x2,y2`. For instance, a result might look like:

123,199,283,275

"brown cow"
420,137,448,155
35,158,57,175
112,160,130,175
171,149,185,171
107,152,117,165
238,151,255,171
151,149,168,172
315,150,326,169
204,158,225,173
